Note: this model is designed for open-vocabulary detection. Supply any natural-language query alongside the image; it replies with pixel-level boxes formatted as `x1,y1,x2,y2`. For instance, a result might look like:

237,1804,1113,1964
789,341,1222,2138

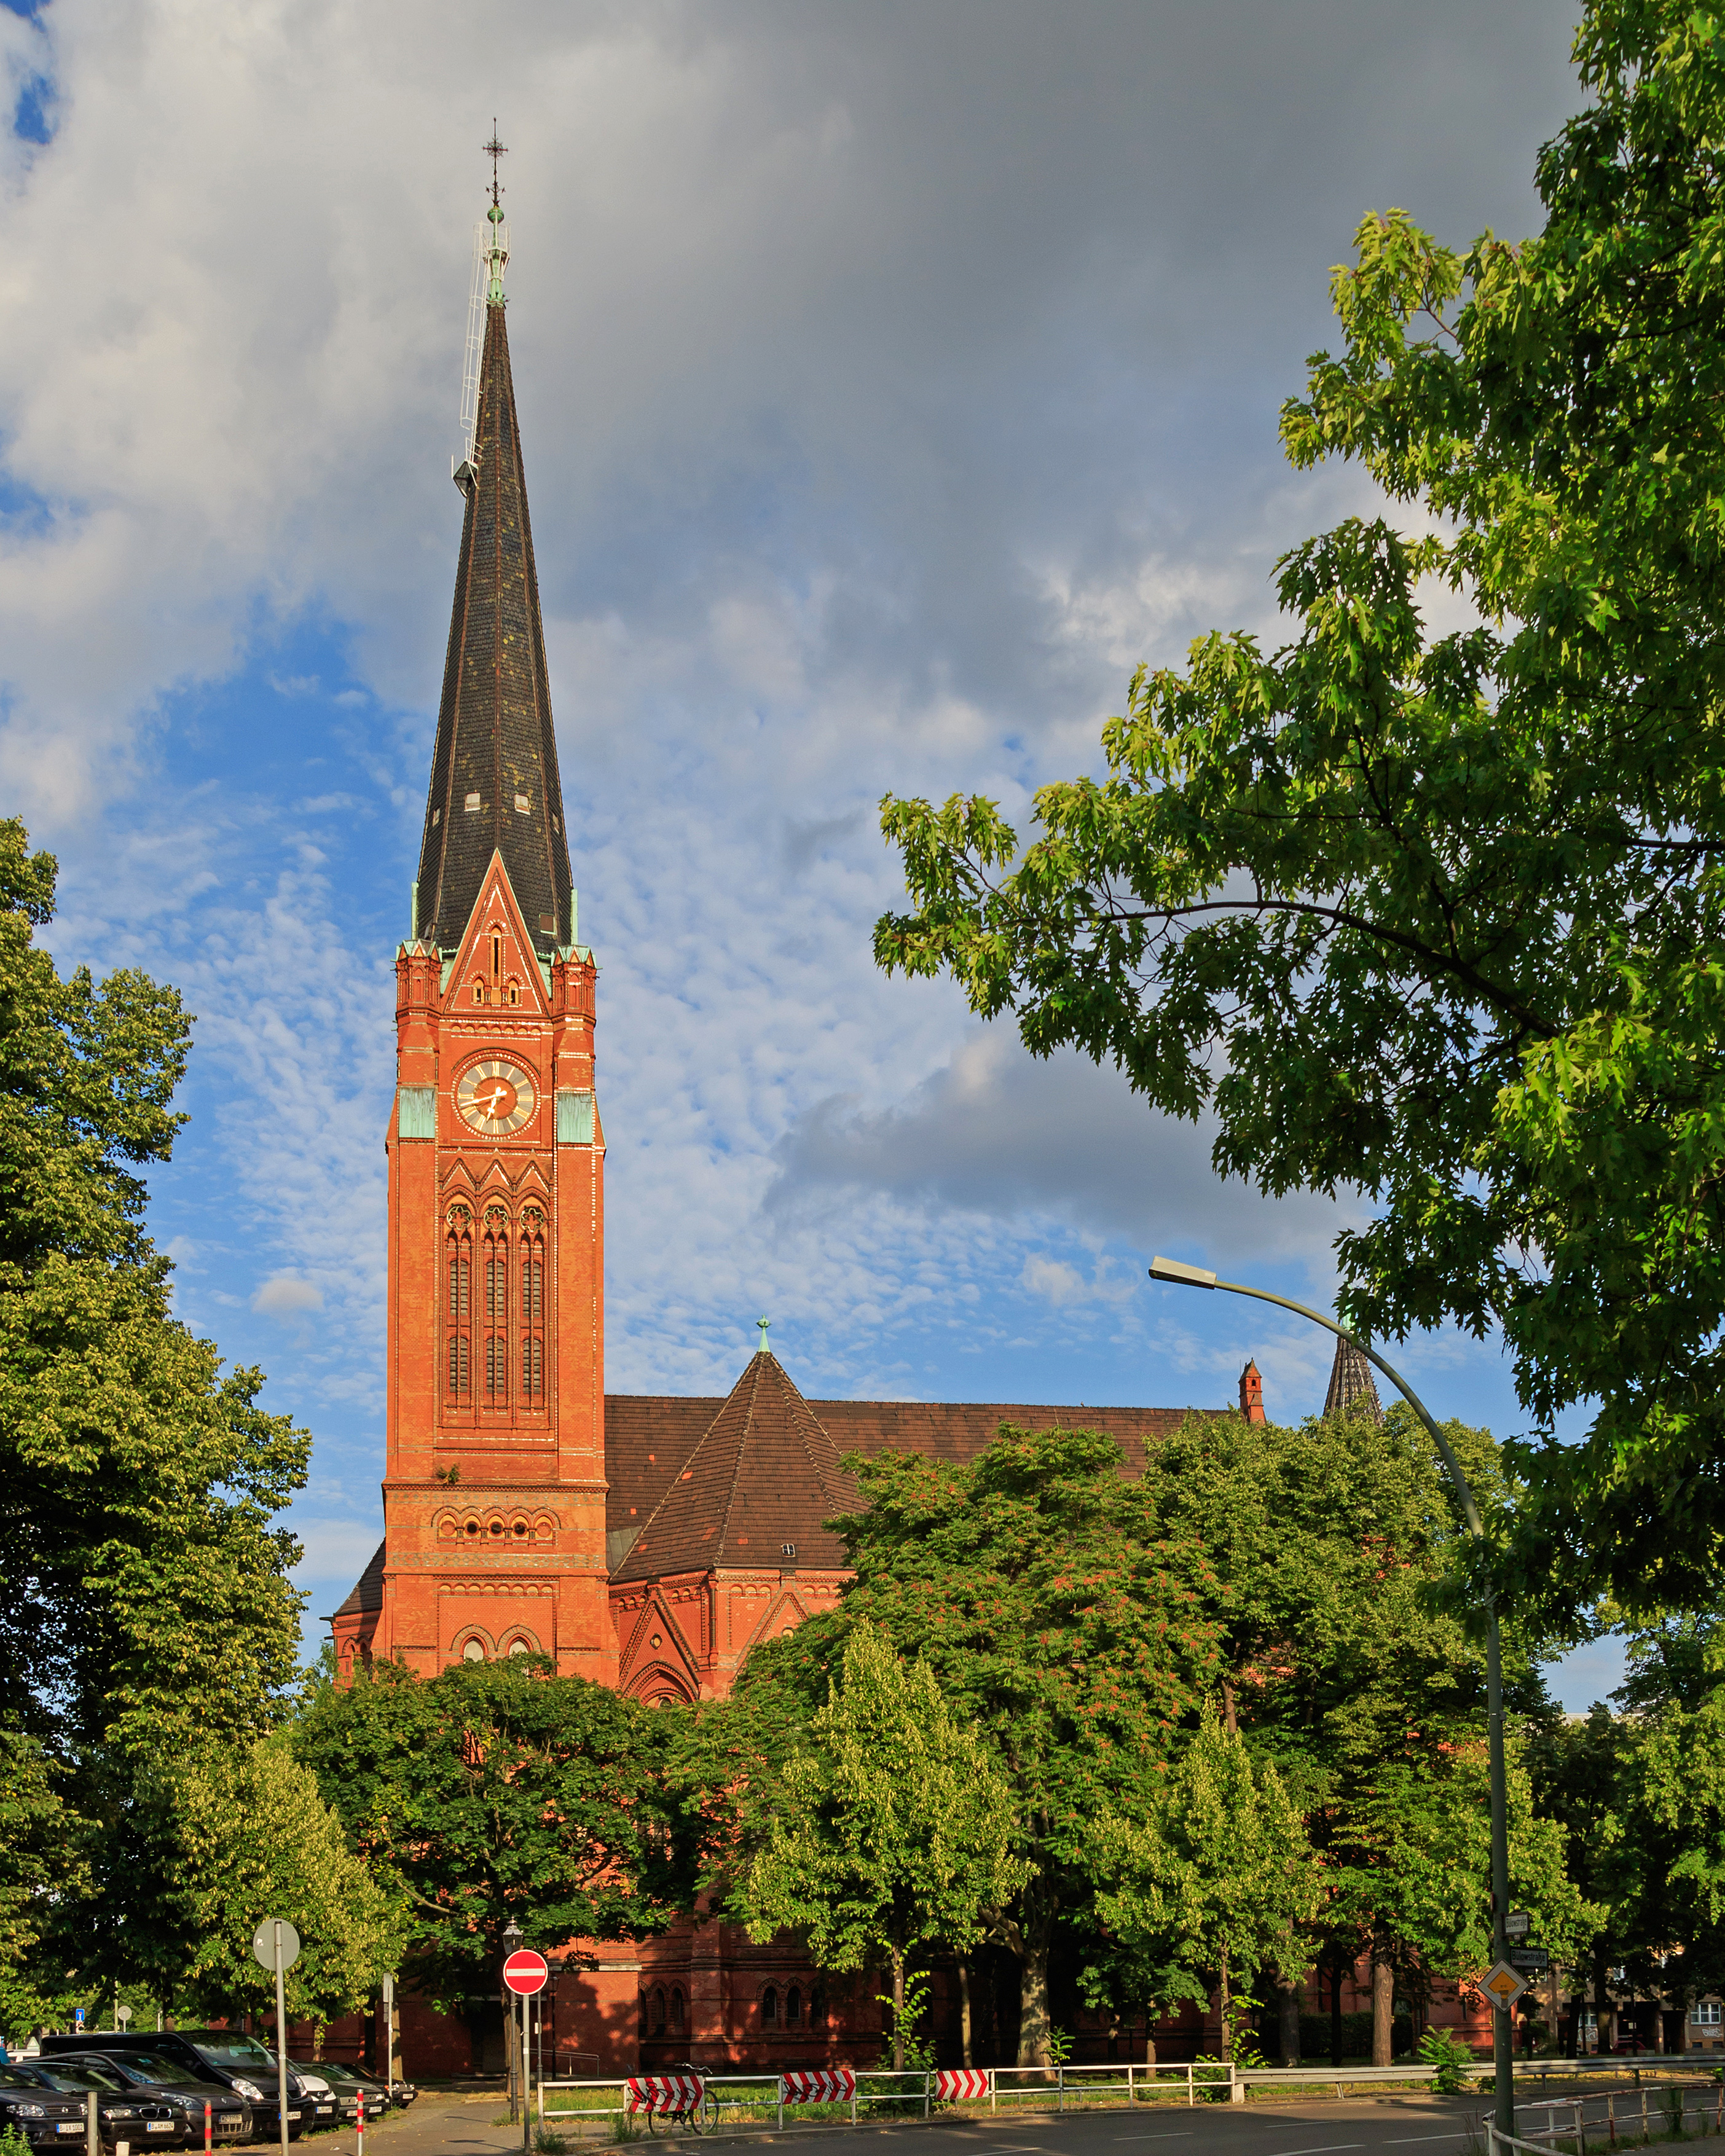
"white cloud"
4,0,1584,1605
253,1274,326,1317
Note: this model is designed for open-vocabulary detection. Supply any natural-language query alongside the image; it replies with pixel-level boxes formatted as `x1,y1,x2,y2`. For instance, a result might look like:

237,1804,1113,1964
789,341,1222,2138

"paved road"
298,2072,1725,2156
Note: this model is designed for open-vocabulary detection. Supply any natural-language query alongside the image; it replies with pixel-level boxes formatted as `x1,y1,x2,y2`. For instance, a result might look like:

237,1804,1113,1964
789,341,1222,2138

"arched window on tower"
761,1986,777,2027
521,1205,545,1402
787,1985,801,2027
445,1205,472,1401
670,1988,685,2034
483,1205,509,1402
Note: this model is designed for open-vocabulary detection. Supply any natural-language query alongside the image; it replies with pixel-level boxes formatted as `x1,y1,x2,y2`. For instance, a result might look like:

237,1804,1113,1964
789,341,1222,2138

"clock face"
455,1059,537,1137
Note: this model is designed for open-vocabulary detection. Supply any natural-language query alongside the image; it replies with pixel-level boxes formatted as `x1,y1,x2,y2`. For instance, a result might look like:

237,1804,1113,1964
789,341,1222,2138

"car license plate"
146,2124,174,2133
56,2125,83,2134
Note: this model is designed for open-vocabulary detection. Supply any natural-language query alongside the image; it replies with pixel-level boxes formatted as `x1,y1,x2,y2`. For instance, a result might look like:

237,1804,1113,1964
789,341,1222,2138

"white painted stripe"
1262,2144,1364,2155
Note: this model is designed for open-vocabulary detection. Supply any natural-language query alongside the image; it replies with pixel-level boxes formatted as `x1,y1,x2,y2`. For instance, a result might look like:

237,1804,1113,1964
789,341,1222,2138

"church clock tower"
347,197,615,1681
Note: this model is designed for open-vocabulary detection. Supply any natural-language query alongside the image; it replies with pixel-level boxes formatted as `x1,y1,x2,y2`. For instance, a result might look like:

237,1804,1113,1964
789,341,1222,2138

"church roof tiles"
610,1352,859,1583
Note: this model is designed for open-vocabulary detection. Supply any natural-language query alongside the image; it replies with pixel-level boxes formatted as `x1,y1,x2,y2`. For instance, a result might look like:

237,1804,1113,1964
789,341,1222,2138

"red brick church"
323,218,1487,2083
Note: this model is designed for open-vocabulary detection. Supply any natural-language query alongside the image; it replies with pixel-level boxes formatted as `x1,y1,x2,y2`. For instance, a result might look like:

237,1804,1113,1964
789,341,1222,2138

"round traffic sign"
251,1919,302,1973
503,1948,549,1996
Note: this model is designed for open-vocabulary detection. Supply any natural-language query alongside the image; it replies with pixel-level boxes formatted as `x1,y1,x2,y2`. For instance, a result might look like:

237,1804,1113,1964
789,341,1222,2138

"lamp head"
1149,1255,1217,1289
502,1919,524,1951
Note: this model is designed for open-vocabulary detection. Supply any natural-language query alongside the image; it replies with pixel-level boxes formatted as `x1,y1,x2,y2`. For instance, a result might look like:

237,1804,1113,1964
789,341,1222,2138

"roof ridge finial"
482,121,509,306
756,1314,771,1357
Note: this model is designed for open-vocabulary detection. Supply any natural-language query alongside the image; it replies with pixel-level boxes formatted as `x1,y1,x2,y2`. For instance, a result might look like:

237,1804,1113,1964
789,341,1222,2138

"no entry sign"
503,1949,549,1996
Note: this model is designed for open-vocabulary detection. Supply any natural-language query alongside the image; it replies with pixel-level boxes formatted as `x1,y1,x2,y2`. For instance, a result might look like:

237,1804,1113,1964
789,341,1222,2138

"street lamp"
501,1922,524,2122
1149,1255,1515,2133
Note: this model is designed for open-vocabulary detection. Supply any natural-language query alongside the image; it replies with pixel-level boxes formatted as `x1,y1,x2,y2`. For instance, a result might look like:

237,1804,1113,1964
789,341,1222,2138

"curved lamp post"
1149,1256,1514,2131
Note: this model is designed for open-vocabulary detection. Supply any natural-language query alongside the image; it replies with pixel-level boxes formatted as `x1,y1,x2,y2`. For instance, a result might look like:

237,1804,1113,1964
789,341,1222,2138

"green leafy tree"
1603,1616,1725,2044
1086,1705,1322,2061
294,1656,696,2014
737,1625,1029,2069
871,0,1725,1616
0,821,308,1754
1138,1404,1587,2060
730,1425,1222,2064
82,1738,402,2023
0,1731,85,2035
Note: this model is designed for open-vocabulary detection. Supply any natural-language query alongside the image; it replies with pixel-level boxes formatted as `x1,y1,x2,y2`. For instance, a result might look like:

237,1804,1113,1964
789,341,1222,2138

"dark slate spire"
1324,1335,1385,1422
415,281,573,958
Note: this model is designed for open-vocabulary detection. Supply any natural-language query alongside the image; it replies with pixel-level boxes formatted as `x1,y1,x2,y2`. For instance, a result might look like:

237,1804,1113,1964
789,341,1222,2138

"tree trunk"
1372,1935,1393,2067
1330,1954,1344,2068
1219,1946,1233,2063
1018,1933,1052,2068
1279,1978,1302,2066
1143,2010,1157,2068
959,1962,972,2069
1000,1894,1057,2069
1593,1957,1614,2058
891,1950,906,2072
1222,1679,1238,1736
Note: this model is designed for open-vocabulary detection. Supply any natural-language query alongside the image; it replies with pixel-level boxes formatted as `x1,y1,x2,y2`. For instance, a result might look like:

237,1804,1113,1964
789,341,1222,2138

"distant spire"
1324,1334,1384,1422
756,1315,771,1356
1239,1360,1265,1425
416,168,572,960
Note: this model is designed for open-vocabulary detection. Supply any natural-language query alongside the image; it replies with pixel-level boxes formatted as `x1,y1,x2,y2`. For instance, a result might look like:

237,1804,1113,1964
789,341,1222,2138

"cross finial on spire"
756,1315,771,1355
484,122,508,210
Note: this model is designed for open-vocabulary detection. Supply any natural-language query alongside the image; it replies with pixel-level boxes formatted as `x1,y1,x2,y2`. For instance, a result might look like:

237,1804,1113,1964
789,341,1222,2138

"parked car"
289,2063,415,2115
43,2055,251,2144
271,2068,337,2131
286,2068,356,2126
39,2038,302,2144
4,2060,179,2148
0,2063,95,2147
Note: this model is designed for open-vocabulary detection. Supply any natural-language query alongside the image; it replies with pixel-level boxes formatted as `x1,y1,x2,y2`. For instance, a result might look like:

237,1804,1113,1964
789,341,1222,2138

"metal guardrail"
1490,2080,1725,2156
1511,2079,1725,2153
538,2056,1502,2137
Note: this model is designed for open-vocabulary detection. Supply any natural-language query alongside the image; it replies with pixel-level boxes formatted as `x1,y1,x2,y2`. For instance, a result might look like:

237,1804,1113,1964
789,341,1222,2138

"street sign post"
1482,1960,1528,2010
503,1951,547,2155
382,1974,395,2099
251,1921,301,2156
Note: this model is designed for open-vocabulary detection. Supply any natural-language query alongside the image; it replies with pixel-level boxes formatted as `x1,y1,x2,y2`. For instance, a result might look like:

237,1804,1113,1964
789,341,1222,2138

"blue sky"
0,0,1624,1706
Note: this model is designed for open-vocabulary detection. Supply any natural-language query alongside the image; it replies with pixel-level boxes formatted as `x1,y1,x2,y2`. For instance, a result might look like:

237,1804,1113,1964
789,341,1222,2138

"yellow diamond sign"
1481,1959,1527,2008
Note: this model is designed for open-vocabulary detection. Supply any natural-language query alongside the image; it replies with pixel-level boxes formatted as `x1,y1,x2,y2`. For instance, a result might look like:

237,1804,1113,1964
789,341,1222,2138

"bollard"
203,2102,211,2156
86,2091,100,2156
357,2090,364,2156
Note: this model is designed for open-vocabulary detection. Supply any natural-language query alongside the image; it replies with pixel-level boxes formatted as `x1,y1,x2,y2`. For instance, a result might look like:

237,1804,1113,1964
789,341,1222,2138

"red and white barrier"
935,2070,991,2102
777,2070,857,2105
625,2076,704,2117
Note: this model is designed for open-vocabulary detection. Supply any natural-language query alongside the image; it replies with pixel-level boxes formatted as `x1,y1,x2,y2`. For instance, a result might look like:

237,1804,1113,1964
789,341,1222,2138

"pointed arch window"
446,1205,472,1398
483,1204,509,1401
521,1205,545,1401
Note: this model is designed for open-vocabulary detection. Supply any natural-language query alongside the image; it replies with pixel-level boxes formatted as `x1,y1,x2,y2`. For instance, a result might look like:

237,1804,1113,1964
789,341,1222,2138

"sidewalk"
308,2090,525,2156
